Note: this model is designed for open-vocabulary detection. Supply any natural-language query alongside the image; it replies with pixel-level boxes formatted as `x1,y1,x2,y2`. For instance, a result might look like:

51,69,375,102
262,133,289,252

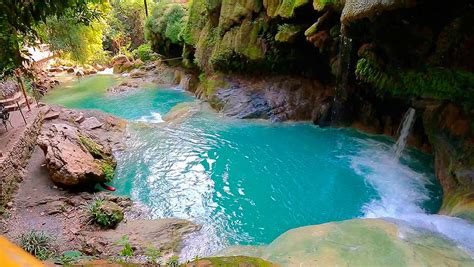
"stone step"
0,92,22,106
5,97,35,112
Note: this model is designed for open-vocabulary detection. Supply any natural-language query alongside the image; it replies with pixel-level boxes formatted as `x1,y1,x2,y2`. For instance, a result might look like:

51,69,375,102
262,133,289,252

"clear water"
43,75,445,255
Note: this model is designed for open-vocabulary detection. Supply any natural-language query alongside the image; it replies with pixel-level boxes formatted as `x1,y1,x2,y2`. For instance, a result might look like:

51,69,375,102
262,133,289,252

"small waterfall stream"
393,107,416,158
331,34,353,123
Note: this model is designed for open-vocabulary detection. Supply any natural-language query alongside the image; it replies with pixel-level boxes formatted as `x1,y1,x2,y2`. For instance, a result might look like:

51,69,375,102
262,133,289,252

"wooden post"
16,102,27,125
144,0,148,17
14,69,31,112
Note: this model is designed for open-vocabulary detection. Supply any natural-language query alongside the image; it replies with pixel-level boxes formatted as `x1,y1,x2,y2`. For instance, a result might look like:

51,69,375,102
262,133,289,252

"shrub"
144,246,162,264
101,162,115,182
54,250,91,265
145,0,187,55
88,199,124,228
19,231,55,260
132,43,155,61
167,255,180,267
115,235,133,256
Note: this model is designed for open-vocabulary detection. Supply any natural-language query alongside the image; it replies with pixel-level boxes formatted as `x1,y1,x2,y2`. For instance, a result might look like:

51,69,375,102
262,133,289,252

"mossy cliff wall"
147,0,474,220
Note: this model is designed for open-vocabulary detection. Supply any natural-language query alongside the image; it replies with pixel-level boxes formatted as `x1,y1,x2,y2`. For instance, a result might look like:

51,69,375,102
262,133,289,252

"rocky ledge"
38,106,125,189
3,105,200,265
195,74,332,123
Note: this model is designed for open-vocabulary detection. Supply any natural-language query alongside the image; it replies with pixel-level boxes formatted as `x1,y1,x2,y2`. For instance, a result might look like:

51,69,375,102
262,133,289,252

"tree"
38,6,109,65
0,0,104,75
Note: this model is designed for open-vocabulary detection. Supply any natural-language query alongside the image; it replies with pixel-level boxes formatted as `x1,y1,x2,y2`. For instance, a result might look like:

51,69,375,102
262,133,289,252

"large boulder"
38,124,116,188
112,55,132,74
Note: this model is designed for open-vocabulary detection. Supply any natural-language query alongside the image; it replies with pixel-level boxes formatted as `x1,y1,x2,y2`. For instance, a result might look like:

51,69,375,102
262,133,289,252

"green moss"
440,190,474,223
313,0,343,11
218,0,262,31
264,0,309,18
88,199,124,228
355,56,474,102
182,0,208,46
194,256,274,266
79,135,105,159
275,24,302,42
101,162,115,182
199,73,228,97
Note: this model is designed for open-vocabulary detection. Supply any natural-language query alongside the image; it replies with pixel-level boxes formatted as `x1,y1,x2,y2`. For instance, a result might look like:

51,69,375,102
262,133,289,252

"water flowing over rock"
37,123,116,187
219,219,474,266
393,107,416,158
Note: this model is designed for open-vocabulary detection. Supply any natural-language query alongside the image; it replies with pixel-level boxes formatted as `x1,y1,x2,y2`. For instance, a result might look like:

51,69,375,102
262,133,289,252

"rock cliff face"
148,0,474,220
199,74,332,122
422,103,474,221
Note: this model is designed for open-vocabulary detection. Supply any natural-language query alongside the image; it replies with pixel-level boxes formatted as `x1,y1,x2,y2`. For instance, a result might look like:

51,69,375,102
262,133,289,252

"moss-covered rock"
275,24,302,42
188,256,276,266
264,0,309,18
88,199,124,228
422,103,474,222
341,0,414,25
220,219,474,266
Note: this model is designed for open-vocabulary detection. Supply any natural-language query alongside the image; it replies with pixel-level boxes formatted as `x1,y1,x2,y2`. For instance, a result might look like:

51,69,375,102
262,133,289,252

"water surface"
44,75,446,255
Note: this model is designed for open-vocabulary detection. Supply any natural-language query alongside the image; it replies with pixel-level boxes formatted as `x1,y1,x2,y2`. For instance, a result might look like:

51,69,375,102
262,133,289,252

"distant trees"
0,0,104,75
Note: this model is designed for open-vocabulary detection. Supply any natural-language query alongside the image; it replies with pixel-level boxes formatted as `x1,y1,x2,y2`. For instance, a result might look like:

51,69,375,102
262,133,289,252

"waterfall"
331,34,353,123
393,108,416,158
178,74,191,91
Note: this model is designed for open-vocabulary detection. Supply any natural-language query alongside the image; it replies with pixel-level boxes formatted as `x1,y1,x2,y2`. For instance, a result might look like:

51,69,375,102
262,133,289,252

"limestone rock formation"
423,103,474,222
219,219,474,266
341,0,415,25
204,75,331,122
38,123,116,187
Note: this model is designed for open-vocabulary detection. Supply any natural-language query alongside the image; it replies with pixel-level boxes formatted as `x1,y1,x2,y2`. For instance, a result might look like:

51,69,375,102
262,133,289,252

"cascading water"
393,108,416,158
43,75,474,259
331,33,353,123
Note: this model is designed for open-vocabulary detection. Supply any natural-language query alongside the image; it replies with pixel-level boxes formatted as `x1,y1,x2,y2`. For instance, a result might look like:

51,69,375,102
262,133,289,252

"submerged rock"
37,123,116,187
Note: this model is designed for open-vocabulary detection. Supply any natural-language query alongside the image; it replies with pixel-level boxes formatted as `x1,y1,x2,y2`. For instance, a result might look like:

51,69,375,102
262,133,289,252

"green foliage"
355,56,474,102
132,43,155,61
115,235,133,256
104,0,149,54
275,24,302,42
102,162,115,182
54,250,91,265
0,0,104,75
313,0,343,11
144,246,162,264
79,135,105,159
39,15,108,65
19,231,55,260
88,199,124,228
167,255,180,267
145,0,188,55
181,0,207,46
265,0,309,18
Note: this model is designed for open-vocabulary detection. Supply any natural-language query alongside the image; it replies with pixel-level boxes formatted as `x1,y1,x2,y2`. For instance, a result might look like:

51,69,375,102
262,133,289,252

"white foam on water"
97,68,113,75
136,112,164,123
350,138,474,256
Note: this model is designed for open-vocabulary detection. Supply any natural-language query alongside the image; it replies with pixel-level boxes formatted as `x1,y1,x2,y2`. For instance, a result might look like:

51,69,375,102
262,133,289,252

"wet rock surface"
206,75,332,122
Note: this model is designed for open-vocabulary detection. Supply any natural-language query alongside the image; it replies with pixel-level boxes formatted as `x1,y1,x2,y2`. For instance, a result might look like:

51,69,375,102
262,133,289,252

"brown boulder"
38,124,116,188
